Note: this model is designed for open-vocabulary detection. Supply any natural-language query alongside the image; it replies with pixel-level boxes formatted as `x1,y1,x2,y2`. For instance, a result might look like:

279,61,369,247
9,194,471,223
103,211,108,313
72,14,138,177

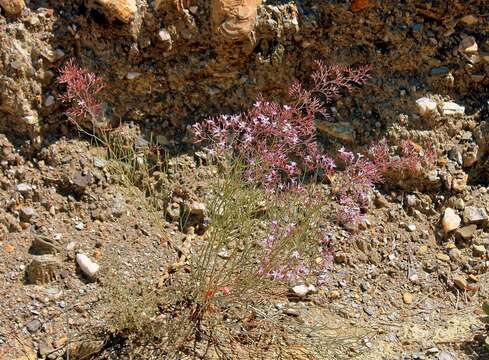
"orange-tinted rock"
85,0,137,23
0,0,25,16
211,0,261,42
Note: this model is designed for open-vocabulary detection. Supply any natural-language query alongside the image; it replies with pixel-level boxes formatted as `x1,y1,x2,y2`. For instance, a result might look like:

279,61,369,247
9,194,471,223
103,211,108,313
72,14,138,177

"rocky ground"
1,0,489,359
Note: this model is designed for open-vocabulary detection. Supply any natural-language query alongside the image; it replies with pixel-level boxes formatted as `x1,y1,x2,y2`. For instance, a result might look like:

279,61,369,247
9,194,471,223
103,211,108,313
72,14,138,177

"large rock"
315,121,355,143
463,206,488,225
211,0,262,42
415,97,437,116
26,255,61,284
0,0,25,16
441,101,465,116
442,208,461,233
85,0,137,23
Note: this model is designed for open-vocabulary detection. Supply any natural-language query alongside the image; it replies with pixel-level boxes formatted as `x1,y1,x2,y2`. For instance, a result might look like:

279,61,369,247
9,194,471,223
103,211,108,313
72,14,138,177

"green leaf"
482,302,489,315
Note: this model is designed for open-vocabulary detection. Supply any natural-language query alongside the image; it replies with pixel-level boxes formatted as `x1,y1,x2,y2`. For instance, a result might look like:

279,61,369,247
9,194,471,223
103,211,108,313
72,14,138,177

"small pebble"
403,292,413,304
26,319,42,333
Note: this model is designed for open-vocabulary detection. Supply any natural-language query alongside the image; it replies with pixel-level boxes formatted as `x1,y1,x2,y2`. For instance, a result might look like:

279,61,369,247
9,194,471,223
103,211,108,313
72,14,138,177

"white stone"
76,253,100,279
406,224,417,232
158,29,171,42
415,97,437,116
292,284,309,297
442,208,461,233
441,101,465,116
44,95,55,107
126,72,141,80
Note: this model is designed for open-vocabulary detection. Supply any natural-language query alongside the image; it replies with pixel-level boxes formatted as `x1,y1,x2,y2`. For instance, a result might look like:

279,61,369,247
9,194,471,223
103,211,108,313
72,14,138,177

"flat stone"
463,206,488,225
31,235,63,255
315,121,355,143
126,72,141,80
438,351,456,360
441,101,465,116
363,306,375,316
455,225,477,241
283,307,300,316
460,15,478,25
415,97,437,116
436,253,450,263
26,255,61,284
442,208,461,233
26,319,42,333
291,284,310,297
406,224,417,232
472,244,486,257
16,183,32,194
453,275,467,290
72,171,93,193
431,67,449,76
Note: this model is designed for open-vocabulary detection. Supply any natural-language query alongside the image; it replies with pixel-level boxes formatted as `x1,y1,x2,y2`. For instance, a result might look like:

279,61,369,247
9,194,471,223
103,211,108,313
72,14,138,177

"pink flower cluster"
193,100,335,191
192,61,371,192
57,59,105,124
335,147,383,227
335,140,436,228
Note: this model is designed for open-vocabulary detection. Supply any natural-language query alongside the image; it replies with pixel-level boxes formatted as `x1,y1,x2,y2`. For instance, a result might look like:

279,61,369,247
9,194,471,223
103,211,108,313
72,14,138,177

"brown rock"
26,255,61,284
211,0,261,42
0,0,25,16
442,208,461,233
436,253,450,263
453,275,467,290
316,121,355,143
458,36,478,53
85,0,137,23
451,170,468,192
455,225,477,241
402,292,413,304
460,15,478,25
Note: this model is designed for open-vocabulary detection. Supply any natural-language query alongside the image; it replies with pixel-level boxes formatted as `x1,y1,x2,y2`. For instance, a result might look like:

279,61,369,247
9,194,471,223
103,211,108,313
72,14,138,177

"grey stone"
463,206,488,225
26,319,42,333
111,194,125,218
448,146,463,165
19,207,36,222
431,67,449,76
364,306,375,316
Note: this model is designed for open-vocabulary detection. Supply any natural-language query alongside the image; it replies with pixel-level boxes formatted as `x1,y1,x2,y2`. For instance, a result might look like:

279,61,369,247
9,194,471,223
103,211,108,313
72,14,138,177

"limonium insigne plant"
192,60,371,192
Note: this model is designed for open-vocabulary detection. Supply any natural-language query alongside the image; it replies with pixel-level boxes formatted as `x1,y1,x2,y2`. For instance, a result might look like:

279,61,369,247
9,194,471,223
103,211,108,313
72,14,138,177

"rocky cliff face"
1,0,488,148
